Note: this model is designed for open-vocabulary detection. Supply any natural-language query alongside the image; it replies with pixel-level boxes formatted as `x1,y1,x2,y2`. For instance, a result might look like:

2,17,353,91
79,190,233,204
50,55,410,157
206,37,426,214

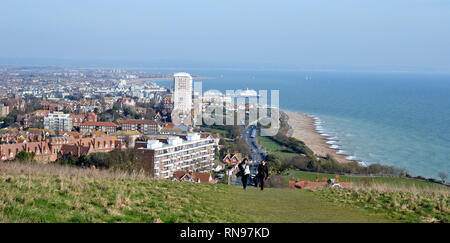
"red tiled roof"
35,110,51,116
194,172,212,183
80,122,117,127
60,131,81,137
122,119,155,125
173,171,212,183
70,114,85,119
223,153,242,164
165,123,175,129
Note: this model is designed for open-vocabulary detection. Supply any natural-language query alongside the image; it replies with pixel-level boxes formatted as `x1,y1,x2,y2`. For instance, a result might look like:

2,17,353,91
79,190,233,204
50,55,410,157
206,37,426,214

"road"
244,125,267,164
229,125,267,187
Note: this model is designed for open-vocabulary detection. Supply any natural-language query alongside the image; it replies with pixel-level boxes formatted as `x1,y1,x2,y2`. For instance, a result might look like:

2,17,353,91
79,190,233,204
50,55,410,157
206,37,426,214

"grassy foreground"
287,170,447,190
288,170,449,223
0,162,397,223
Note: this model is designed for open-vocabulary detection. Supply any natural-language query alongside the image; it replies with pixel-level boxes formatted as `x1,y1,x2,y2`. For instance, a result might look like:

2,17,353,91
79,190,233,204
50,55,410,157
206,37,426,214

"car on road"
250,128,256,138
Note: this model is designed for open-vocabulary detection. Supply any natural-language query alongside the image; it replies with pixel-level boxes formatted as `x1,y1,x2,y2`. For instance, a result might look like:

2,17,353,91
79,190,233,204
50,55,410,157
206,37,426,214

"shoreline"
129,75,214,84
283,110,356,164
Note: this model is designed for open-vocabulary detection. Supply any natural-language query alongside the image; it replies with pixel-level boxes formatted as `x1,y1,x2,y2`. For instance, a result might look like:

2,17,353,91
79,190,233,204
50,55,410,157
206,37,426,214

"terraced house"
0,141,55,163
0,136,123,163
121,119,160,135
79,122,117,135
137,133,216,179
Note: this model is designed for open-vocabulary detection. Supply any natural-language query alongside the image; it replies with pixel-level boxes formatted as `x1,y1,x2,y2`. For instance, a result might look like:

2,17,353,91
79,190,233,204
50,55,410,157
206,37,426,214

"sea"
151,69,450,179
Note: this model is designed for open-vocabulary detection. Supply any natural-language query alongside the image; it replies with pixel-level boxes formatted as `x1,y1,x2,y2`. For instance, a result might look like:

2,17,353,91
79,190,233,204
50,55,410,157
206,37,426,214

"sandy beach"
283,110,353,163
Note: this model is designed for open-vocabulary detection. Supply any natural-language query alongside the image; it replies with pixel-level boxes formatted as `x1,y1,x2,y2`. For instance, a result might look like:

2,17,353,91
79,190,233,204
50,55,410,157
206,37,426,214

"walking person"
238,158,251,190
257,160,269,191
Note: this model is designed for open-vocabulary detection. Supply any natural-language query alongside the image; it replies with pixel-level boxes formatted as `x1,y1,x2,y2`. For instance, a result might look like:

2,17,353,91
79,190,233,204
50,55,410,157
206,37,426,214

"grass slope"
288,170,449,223
0,163,395,223
257,135,298,158
288,170,447,190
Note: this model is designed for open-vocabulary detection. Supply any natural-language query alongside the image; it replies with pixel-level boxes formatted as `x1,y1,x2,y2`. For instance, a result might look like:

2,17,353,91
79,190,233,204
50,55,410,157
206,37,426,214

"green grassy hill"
286,170,449,223
0,162,398,223
287,170,447,190
1,163,448,223
258,135,299,158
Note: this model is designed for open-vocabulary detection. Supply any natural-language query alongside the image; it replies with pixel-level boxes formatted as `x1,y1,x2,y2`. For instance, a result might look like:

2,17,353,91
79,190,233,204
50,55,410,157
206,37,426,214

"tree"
1,108,18,127
306,159,317,171
438,172,447,183
144,108,157,120
266,154,281,171
124,106,141,119
15,151,36,162
24,97,43,113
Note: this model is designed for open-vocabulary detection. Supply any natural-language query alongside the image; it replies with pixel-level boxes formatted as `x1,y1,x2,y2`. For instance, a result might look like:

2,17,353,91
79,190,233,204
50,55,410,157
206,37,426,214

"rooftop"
122,119,156,125
141,133,210,150
80,122,117,127
173,72,192,78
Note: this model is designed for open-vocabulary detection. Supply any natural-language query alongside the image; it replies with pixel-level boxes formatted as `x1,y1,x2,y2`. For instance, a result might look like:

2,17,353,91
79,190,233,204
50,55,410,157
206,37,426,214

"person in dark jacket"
256,160,269,190
237,158,250,190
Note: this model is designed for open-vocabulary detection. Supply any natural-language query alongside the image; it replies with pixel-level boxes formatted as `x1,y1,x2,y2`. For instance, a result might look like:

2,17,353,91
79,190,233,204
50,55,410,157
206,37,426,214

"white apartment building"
173,72,193,114
137,133,215,179
0,104,9,118
44,112,73,132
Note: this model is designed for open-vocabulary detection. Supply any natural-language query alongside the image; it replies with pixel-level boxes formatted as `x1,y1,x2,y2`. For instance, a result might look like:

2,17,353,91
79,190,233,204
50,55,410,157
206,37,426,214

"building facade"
137,133,215,179
44,112,73,132
86,112,98,122
173,72,193,114
0,104,9,118
79,122,117,135
70,114,85,127
121,119,160,135
119,97,135,108
0,136,122,163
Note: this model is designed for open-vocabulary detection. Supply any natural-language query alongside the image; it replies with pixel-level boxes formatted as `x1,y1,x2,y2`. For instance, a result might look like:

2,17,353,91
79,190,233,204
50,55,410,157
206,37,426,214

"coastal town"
0,67,264,184
0,1,448,227
1,66,448,224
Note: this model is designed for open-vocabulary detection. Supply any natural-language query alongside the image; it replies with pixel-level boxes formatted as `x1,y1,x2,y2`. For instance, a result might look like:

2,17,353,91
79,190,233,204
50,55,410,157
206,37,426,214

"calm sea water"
154,69,450,179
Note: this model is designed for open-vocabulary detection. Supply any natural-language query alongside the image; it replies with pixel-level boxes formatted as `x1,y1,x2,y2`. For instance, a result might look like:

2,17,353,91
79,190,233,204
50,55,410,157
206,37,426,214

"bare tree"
438,172,447,183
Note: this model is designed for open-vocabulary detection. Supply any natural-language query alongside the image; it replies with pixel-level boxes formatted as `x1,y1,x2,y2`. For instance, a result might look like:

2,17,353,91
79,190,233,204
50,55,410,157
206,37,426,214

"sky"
1,0,450,71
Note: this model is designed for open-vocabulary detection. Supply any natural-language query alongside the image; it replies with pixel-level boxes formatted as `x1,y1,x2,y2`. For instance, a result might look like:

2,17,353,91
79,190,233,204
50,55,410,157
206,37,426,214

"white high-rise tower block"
173,72,193,114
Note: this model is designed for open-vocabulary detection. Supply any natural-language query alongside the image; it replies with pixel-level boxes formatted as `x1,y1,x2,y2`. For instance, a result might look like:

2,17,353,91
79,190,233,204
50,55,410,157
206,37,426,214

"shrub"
58,150,146,174
14,151,36,162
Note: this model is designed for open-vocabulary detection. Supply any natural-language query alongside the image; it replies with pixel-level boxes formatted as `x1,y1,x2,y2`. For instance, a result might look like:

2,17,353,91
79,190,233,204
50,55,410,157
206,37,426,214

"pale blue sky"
1,0,449,71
